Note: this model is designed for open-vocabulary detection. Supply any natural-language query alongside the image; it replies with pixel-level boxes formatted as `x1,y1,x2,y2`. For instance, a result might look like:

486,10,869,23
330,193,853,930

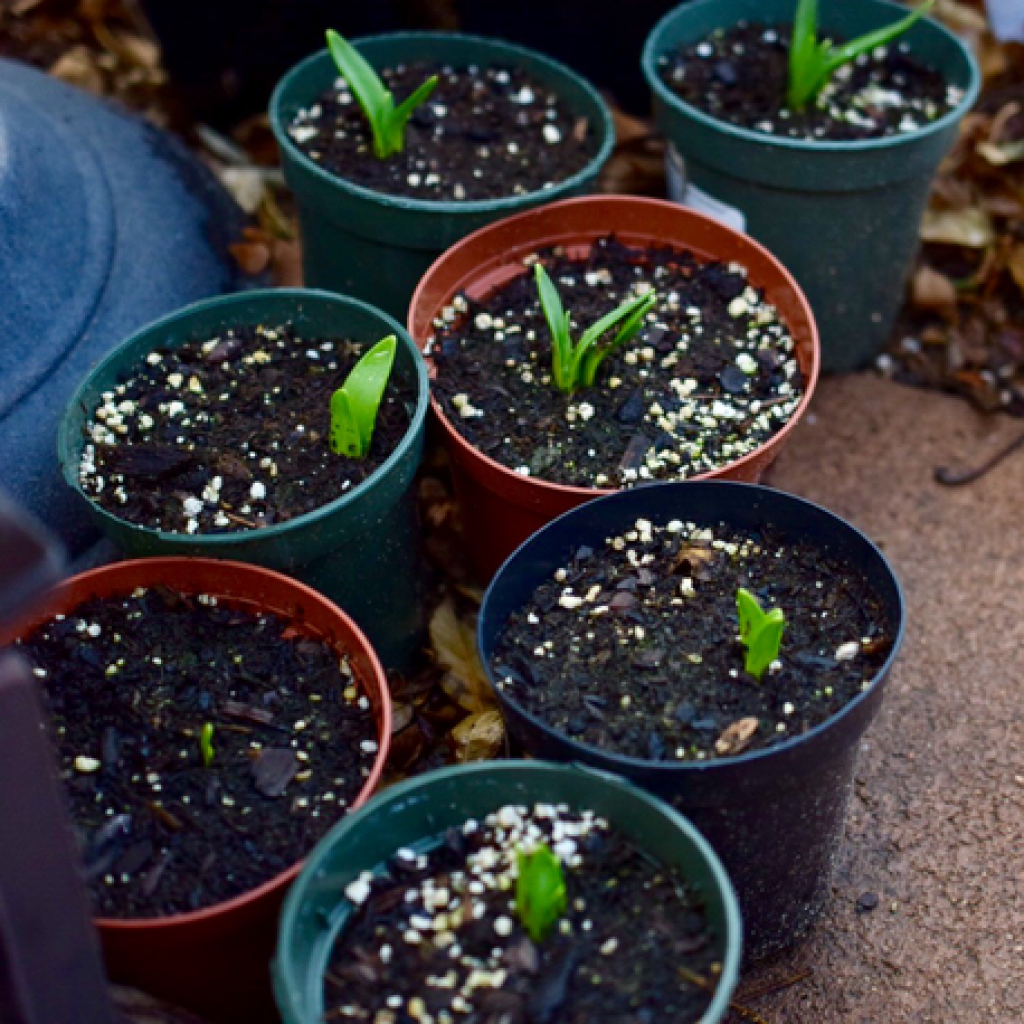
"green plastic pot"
273,761,742,1023
58,289,429,670
642,0,980,371
269,32,615,320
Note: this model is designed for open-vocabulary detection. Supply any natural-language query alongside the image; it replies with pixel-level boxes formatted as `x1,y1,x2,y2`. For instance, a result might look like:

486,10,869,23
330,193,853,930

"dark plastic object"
57,289,430,670
478,482,906,959
140,0,402,126
0,58,245,558
455,0,685,114
642,0,980,371
0,556,392,1024
269,33,614,320
273,761,742,1023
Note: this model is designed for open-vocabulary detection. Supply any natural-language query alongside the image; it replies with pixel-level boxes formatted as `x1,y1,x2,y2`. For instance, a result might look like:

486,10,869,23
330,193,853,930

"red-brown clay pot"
408,195,820,580
0,557,392,1024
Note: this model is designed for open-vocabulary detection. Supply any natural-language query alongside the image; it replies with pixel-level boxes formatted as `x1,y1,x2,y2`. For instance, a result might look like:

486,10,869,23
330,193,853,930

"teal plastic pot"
58,289,429,670
269,33,615,320
273,761,742,1024
643,0,980,371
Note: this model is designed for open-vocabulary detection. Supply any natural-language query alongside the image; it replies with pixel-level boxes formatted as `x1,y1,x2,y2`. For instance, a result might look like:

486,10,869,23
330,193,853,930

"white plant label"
665,143,748,234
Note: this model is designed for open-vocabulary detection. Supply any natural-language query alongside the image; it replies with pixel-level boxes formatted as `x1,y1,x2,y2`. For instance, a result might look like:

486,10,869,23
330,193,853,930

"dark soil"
15,587,378,918
79,322,414,534
324,803,723,1023
659,22,960,141
288,61,596,202
492,517,892,762
430,236,804,487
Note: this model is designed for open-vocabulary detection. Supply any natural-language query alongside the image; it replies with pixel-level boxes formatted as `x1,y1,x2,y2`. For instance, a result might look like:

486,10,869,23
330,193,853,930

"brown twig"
934,429,1024,485
739,967,814,1000
677,966,776,1024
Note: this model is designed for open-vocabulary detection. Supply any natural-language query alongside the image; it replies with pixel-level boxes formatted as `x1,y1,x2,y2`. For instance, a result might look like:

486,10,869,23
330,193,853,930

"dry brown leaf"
920,207,996,248
430,599,493,713
1009,245,1024,295
50,45,104,94
911,265,958,311
451,708,505,763
714,717,759,757
976,139,1024,166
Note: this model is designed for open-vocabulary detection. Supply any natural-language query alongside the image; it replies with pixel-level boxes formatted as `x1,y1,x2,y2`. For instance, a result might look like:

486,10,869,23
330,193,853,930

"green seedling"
199,722,215,768
326,29,438,159
329,335,398,458
787,0,936,110
516,844,568,944
534,264,657,395
737,587,786,681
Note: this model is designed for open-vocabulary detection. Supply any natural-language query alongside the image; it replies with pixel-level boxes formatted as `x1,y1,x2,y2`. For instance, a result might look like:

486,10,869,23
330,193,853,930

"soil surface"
15,587,378,918
492,518,889,762
289,62,596,201
325,803,721,1023
659,22,960,141
726,375,1024,1023
431,236,804,487
79,322,413,534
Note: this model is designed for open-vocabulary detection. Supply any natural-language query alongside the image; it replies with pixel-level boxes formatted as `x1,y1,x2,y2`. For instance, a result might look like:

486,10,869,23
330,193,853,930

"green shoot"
515,844,568,944
326,29,438,159
199,723,215,768
534,264,657,395
329,335,398,459
736,588,786,681
787,0,936,110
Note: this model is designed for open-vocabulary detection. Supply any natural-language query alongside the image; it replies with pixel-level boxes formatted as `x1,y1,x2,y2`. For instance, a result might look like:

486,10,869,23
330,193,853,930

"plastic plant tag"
665,145,748,234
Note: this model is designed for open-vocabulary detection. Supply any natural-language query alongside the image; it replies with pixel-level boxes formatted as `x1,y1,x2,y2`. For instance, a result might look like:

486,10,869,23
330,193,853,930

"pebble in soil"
78,322,414,534
325,802,722,1023
14,586,379,918
493,517,893,762
429,236,804,488
288,62,596,202
658,22,963,141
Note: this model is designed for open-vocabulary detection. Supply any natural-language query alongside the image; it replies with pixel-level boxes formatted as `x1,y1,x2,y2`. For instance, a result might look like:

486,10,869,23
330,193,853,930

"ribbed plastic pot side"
477,481,905,960
408,195,820,580
57,288,430,671
273,761,743,1024
270,32,615,320
0,557,392,1024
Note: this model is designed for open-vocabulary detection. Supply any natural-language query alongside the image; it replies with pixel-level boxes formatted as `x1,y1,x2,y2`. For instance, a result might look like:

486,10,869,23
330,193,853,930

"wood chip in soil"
493,516,893,762
12,586,378,918
658,22,962,141
288,62,596,201
430,235,804,488
325,803,723,1023
79,322,414,534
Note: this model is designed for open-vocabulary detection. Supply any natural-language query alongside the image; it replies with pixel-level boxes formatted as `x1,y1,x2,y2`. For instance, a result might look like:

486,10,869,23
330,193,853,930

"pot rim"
409,194,821,503
274,760,743,1023
268,31,616,216
641,0,982,155
478,479,906,773
58,287,430,547
2,556,392,931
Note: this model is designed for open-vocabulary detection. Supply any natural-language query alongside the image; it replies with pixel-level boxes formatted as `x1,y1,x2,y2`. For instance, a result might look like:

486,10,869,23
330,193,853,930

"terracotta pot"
408,194,820,579
0,557,392,1024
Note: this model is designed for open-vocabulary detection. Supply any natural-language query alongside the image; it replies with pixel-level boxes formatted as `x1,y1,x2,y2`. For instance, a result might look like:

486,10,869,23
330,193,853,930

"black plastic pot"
478,481,905,959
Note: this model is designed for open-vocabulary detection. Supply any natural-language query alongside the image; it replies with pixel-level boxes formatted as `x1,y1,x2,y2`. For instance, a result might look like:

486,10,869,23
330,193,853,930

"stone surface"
730,374,1024,1022
0,59,244,557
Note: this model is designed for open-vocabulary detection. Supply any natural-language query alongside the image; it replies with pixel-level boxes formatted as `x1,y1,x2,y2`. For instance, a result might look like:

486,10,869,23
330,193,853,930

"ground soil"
81,322,413,534
493,521,889,762
725,375,1024,1023
289,62,595,201
431,236,804,487
659,23,956,141
324,805,720,1022
15,587,378,918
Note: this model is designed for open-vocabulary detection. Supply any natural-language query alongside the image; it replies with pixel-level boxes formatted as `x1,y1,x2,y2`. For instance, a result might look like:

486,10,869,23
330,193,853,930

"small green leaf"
388,75,440,155
329,335,398,459
516,844,568,944
736,588,786,681
199,723,215,768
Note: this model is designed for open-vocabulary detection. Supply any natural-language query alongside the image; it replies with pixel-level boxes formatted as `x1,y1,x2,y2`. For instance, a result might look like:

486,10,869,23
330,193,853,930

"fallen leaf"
430,599,494,713
911,265,958,311
451,708,505,763
50,46,104,94
714,717,759,756
1009,245,1024,295
976,139,1024,166
920,207,995,248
